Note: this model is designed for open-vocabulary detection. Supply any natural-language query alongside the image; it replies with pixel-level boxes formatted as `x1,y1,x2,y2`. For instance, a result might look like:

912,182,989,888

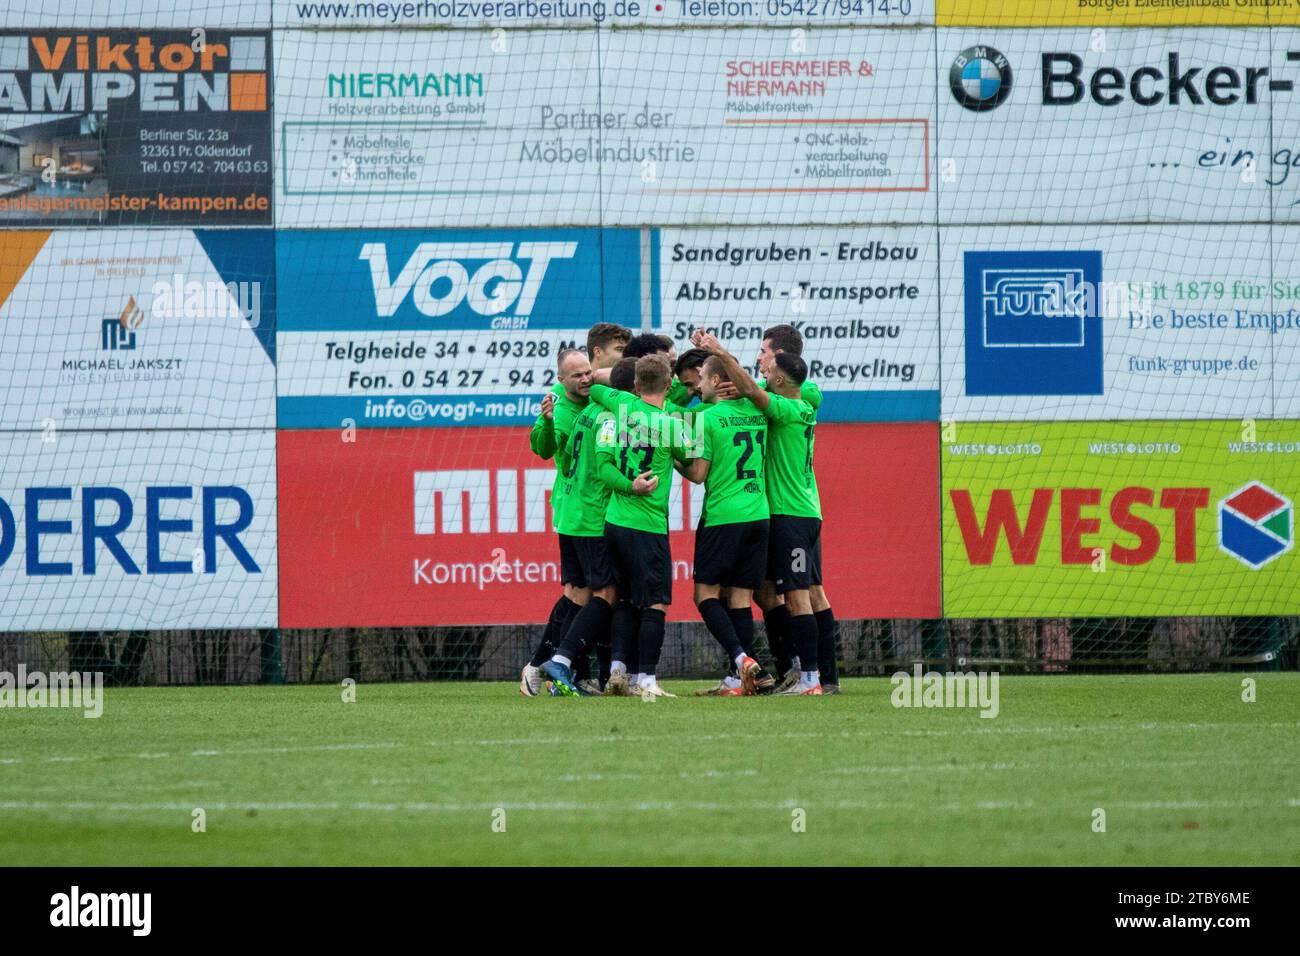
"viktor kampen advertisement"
0,29,272,224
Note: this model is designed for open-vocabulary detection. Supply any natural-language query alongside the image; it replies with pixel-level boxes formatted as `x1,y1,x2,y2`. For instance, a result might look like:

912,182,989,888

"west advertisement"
0,430,278,631
0,229,276,431
943,420,1300,617
277,423,941,626
0,29,272,225
273,28,933,227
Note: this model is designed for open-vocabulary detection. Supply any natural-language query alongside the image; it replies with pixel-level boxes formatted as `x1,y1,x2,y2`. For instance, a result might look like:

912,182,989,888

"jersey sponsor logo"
1218,481,1293,569
359,240,578,322
964,250,1103,396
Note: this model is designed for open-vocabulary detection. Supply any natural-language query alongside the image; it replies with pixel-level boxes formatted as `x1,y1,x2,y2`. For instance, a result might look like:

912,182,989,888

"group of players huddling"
521,322,840,699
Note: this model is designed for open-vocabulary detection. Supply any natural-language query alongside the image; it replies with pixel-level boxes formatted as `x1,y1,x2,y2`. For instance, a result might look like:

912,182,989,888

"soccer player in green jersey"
695,330,826,696
542,357,641,696
622,332,695,408
673,348,710,403
753,324,840,694
675,354,777,696
521,323,630,696
542,355,698,698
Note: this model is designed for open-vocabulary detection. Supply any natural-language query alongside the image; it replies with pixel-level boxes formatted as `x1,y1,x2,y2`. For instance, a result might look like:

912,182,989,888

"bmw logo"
950,46,1012,112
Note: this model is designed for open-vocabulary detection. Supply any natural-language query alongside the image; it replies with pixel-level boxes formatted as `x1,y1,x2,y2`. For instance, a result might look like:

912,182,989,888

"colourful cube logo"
1218,482,1293,569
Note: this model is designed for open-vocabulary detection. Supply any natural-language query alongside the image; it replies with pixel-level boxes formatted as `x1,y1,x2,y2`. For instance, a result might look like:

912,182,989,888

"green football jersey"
594,396,698,533
529,387,585,531
761,377,822,412
667,377,692,408
762,392,820,519
698,398,769,527
558,384,648,536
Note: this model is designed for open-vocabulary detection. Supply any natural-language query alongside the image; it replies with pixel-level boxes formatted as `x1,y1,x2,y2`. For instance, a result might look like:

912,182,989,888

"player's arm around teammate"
695,331,826,696
754,326,839,692
676,353,776,695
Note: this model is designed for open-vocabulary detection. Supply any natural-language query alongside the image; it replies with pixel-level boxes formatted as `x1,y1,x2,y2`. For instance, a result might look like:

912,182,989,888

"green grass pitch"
1,674,1297,866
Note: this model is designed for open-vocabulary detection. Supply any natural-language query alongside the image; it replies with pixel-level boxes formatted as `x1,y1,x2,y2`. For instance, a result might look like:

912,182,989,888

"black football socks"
815,607,839,685
728,607,756,659
789,612,819,683
610,600,640,671
529,595,575,668
554,596,611,666
638,608,668,677
763,603,793,673
698,598,744,664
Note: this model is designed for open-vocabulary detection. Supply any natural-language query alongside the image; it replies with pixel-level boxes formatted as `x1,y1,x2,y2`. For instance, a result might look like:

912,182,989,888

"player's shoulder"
554,392,583,420
769,391,815,418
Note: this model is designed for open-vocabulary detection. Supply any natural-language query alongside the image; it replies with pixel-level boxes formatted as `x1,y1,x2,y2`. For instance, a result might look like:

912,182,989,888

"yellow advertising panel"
937,0,1299,27
943,420,1300,616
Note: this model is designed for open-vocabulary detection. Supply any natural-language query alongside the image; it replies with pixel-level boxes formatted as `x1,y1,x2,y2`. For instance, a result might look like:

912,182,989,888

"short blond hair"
634,354,672,394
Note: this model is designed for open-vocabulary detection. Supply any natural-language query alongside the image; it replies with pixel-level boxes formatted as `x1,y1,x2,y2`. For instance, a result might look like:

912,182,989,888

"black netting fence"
3,617,1294,686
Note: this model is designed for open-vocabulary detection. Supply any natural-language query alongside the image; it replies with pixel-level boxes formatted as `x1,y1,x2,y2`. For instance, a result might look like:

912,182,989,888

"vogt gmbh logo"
950,46,1012,112
964,250,1104,397
1219,481,1293,569
359,241,578,328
